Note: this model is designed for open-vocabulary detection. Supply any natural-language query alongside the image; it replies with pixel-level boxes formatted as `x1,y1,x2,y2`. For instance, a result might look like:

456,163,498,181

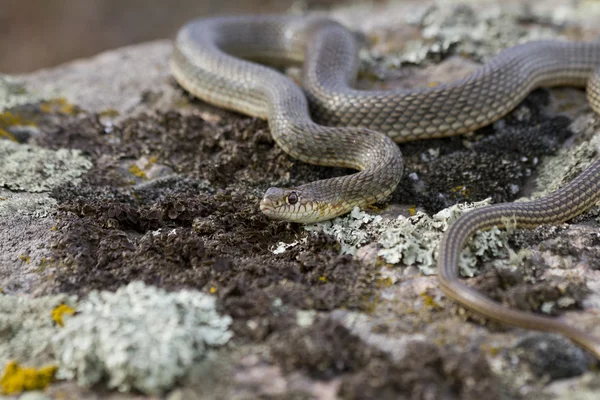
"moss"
0,361,57,395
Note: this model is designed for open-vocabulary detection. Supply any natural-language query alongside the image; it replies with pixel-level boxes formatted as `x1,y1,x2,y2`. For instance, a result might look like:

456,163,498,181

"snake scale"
172,16,600,359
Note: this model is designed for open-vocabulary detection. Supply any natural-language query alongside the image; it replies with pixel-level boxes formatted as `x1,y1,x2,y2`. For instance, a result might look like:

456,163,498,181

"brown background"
0,0,350,74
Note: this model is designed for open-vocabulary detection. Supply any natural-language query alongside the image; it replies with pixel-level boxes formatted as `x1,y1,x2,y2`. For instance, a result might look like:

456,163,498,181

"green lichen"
0,140,92,192
0,76,42,112
0,293,75,368
356,1,560,72
53,281,233,394
305,199,508,276
0,191,58,218
531,131,600,199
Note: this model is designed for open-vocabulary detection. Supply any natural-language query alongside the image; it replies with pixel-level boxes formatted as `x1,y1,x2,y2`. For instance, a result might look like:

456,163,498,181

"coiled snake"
171,16,600,358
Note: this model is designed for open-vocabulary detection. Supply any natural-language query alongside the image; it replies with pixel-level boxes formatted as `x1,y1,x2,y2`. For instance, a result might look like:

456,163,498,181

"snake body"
172,16,600,358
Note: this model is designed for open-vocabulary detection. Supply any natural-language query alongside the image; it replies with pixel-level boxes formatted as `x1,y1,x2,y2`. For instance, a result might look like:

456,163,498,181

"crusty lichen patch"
0,293,76,367
0,140,92,192
53,281,233,394
304,199,507,276
0,76,43,112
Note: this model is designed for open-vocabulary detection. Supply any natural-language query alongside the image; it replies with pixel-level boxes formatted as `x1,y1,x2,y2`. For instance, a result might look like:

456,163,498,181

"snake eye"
287,192,298,205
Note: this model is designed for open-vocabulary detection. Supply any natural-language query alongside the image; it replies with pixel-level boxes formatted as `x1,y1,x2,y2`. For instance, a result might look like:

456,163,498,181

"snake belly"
171,16,600,358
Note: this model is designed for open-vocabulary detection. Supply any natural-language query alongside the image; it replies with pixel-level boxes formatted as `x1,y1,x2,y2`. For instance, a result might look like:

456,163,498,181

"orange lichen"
52,304,76,327
0,361,57,394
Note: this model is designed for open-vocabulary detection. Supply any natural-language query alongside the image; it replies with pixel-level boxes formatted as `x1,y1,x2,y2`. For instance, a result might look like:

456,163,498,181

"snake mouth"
259,199,276,215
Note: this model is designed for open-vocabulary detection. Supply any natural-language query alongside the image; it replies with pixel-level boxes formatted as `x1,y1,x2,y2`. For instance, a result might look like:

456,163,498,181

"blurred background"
0,0,354,74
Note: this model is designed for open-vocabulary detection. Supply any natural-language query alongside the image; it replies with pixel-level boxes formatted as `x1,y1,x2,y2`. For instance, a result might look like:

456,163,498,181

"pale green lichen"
53,281,233,394
360,1,559,70
0,76,43,112
0,293,76,368
0,140,92,192
305,199,507,276
0,191,57,218
530,130,600,199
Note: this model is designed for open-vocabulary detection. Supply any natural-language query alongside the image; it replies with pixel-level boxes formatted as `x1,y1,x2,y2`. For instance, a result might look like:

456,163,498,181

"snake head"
260,187,323,223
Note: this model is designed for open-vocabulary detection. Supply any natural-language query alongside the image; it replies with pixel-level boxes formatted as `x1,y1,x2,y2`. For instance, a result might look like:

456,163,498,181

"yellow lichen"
0,361,57,394
144,155,158,169
376,277,394,288
481,343,501,357
0,128,18,142
408,206,417,216
0,111,36,127
52,304,76,327
450,185,470,197
129,164,147,179
39,98,78,115
420,292,442,310
318,275,328,283
18,255,30,264
209,286,217,294
98,109,120,119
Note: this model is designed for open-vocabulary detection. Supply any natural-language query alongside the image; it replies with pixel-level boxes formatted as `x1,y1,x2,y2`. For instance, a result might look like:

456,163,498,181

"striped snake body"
172,16,600,358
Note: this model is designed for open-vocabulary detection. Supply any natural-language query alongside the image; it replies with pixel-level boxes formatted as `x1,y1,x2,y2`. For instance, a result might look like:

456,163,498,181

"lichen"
530,130,600,199
0,140,92,192
305,199,508,276
51,304,75,327
0,361,57,395
0,76,42,112
0,191,58,218
53,281,233,394
385,2,558,67
0,293,76,368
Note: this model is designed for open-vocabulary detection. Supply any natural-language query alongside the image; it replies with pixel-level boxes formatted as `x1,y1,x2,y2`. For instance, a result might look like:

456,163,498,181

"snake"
171,16,600,358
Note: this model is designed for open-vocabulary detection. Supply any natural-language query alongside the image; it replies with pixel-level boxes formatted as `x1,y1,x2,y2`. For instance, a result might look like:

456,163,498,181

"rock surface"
1,0,600,399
